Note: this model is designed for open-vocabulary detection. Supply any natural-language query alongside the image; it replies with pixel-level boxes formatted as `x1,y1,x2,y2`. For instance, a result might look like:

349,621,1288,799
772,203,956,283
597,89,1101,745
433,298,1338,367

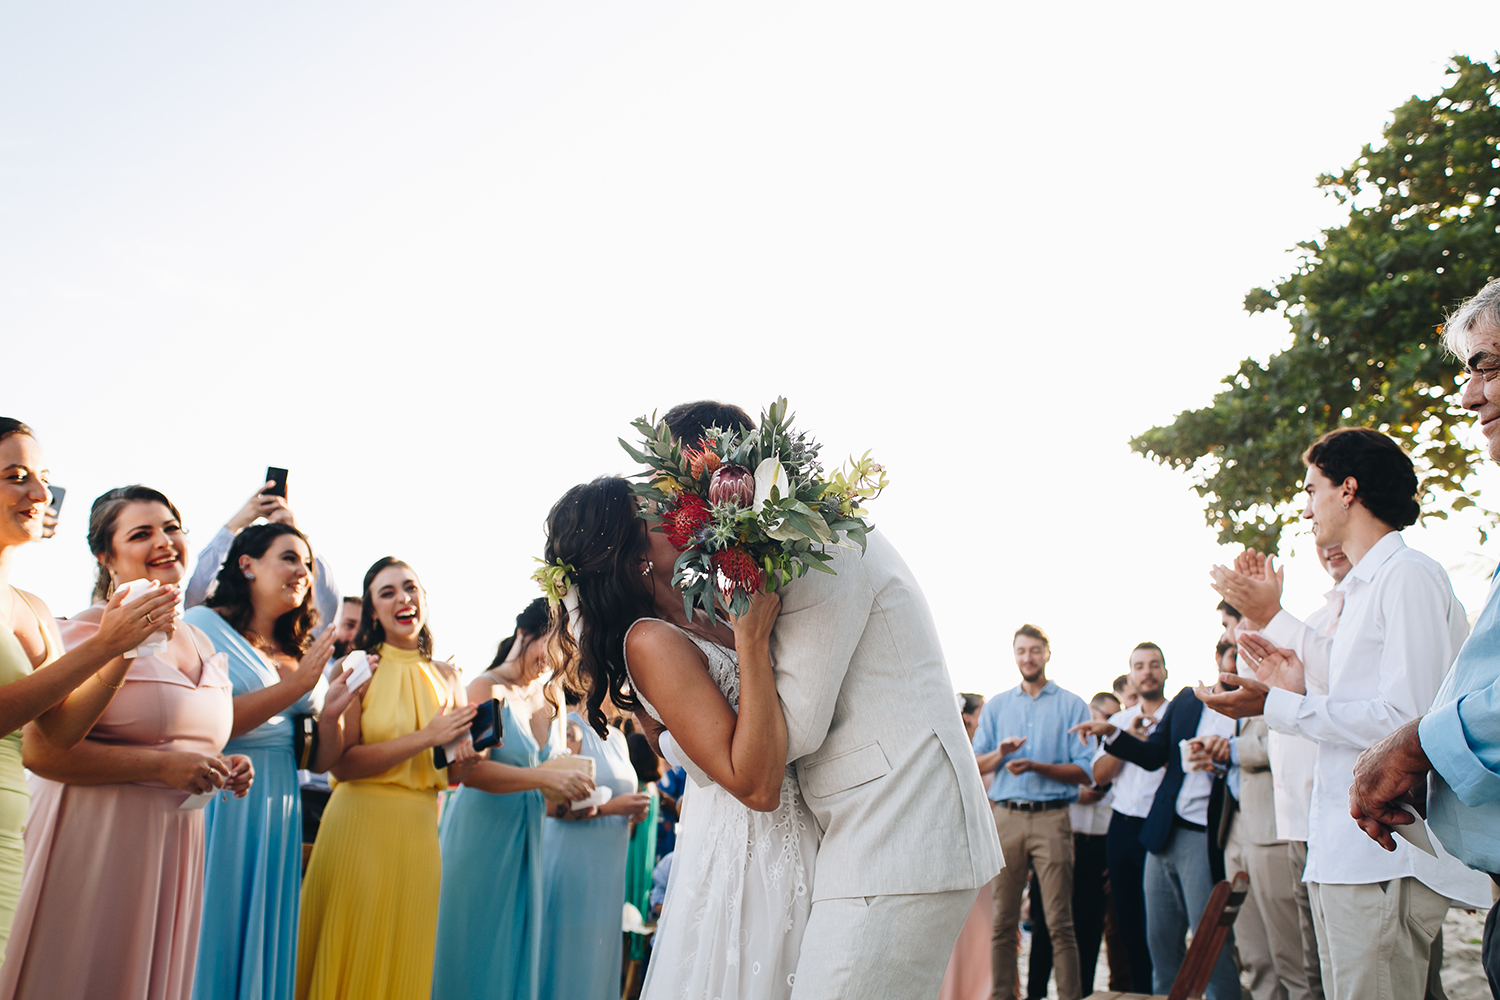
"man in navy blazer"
1075,683,1241,999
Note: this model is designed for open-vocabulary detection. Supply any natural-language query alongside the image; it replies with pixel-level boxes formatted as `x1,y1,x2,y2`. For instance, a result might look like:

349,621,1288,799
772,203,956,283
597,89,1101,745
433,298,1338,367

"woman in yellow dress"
295,556,478,1000
0,420,178,958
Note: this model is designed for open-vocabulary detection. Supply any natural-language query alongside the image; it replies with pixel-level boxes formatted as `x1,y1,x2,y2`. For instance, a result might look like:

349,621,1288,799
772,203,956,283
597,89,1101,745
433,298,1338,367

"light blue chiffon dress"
431,701,559,1000
538,716,639,1000
186,606,315,1000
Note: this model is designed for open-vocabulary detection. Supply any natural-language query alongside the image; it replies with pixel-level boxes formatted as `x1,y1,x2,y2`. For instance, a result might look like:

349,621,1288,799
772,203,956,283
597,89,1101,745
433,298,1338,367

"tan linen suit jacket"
767,530,1004,902
1235,717,1282,846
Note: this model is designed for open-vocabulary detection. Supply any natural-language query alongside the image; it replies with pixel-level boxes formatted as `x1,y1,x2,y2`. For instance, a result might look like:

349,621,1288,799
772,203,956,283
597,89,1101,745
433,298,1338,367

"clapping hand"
1237,632,1305,693
1195,673,1271,719
997,735,1028,758
1208,550,1284,631
93,583,181,658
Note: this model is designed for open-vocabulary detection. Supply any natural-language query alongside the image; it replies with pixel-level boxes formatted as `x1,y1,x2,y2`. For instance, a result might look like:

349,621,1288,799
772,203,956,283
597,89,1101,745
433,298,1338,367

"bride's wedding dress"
627,620,818,1000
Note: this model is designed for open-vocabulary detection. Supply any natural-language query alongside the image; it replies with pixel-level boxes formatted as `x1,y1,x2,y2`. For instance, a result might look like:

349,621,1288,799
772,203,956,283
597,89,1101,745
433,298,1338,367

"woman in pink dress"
0,486,252,1000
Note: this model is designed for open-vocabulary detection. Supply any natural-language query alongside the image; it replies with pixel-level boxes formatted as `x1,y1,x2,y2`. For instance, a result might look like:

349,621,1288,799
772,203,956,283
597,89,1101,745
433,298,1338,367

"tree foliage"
1132,55,1500,551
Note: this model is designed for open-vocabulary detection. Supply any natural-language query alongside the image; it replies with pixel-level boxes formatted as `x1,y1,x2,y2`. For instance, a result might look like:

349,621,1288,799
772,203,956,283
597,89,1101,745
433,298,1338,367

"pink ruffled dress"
0,609,232,1000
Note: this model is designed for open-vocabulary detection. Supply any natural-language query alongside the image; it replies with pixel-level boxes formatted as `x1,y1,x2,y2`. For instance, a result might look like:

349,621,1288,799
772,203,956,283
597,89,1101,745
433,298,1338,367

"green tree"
1133,54,1500,551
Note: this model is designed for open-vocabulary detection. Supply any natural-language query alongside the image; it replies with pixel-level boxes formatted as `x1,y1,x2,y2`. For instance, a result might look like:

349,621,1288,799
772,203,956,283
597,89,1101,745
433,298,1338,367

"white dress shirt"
1175,705,1234,826
1095,703,1166,819
1263,531,1491,906
1257,594,1337,841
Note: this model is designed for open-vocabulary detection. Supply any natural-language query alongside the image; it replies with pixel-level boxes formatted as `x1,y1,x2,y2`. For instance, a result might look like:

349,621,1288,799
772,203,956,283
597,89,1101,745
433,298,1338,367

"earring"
244,571,255,580
1341,500,1350,510
641,561,654,576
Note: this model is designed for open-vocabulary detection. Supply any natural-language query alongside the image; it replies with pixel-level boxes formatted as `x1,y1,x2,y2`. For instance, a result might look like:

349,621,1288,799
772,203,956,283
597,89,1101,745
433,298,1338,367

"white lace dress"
626,620,818,1000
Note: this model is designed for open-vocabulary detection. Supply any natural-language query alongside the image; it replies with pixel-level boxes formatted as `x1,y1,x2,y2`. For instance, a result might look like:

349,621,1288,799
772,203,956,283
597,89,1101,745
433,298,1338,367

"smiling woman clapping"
295,557,476,1000
1,484,251,1000
186,523,364,1000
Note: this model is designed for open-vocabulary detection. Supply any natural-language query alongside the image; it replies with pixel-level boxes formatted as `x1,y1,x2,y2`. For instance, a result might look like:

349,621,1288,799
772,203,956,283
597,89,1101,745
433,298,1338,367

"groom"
661,401,1004,999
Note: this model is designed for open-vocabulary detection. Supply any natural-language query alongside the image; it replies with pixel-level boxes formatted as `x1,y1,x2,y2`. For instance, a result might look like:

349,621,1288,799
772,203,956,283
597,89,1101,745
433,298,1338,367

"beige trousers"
1225,823,1313,1000
1308,878,1448,1000
990,804,1079,1000
789,886,979,1000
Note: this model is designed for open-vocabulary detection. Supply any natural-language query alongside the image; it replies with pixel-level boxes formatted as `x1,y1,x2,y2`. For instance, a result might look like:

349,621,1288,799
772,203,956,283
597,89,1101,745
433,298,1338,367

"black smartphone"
262,467,288,498
46,485,65,515
433,699,504,769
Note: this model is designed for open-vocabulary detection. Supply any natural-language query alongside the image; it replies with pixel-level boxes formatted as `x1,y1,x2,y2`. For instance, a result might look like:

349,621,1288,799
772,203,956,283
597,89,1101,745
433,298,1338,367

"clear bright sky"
6,3,1500,703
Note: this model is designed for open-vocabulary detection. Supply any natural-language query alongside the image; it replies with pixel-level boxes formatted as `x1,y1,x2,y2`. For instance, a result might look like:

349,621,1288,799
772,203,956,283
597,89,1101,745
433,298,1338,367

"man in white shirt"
1212,542,1348,1000
1201,427,1493,1000
1086,643,1169,994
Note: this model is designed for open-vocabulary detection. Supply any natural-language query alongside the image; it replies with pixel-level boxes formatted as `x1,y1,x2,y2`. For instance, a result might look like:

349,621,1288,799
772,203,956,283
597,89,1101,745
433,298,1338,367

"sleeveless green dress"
0,590,57,961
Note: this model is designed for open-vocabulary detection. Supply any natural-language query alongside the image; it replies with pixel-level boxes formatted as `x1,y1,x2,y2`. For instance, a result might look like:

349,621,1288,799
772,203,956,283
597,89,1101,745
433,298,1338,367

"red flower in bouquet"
684,443,722,480
712,546,764,595
661,494,711,550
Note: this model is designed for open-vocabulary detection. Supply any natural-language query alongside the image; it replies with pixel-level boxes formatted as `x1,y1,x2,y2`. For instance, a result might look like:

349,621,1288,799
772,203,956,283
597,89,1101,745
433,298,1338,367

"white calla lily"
752,457,789,514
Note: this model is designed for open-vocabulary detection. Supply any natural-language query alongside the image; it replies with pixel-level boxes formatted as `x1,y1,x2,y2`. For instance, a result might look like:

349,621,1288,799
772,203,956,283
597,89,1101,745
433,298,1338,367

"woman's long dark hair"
488,597,562,718
543,477,654,736
204,522,319,655
87,485,184,602
353,556,434,659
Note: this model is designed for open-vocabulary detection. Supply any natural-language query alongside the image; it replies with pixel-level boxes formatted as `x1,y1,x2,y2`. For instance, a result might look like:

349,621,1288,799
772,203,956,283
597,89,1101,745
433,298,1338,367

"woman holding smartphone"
295,557,476,1000
432,598,594,1000
0,423,180,957
186,522,364,1000
0,485,251,1000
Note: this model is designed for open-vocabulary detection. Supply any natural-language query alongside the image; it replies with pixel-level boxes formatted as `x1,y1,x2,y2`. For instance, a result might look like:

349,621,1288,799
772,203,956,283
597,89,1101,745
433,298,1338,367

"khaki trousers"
990,804,1079,1000
1225,823,1313,1000
1287,841,1325,1000
1308,878,1448,1000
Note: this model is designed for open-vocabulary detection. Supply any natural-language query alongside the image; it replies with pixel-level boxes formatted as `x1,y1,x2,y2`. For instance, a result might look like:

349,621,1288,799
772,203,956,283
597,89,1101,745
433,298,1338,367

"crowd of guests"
940,279,1500,1000
4,280,1500,1000
0,418,689,1000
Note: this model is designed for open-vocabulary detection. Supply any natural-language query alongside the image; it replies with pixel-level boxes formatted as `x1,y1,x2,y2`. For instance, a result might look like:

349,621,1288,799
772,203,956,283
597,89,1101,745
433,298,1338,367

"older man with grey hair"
1350,275,1500,1000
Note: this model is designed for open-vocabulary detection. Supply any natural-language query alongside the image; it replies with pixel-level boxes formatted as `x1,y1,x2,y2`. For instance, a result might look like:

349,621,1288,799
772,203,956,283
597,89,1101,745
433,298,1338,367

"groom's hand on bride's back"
634,710,666,757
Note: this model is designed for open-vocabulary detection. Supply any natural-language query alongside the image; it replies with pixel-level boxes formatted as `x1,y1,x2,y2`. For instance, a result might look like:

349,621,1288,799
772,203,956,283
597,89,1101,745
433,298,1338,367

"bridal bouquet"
620,397,888,619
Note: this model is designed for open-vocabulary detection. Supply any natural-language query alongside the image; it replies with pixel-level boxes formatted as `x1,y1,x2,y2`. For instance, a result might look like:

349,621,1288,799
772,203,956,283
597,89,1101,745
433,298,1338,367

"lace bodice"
625,618,739,722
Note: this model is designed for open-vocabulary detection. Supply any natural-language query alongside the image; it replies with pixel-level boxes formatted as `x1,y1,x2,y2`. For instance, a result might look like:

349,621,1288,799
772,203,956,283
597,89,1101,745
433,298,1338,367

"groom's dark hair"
663,401,754,446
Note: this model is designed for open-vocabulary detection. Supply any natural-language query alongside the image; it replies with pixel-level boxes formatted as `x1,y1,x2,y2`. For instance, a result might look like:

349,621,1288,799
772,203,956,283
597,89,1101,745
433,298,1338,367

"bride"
542,476,817,1000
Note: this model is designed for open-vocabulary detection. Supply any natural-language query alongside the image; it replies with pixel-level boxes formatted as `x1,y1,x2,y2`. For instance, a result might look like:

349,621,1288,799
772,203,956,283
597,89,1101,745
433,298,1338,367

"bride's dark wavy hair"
543,477,653,737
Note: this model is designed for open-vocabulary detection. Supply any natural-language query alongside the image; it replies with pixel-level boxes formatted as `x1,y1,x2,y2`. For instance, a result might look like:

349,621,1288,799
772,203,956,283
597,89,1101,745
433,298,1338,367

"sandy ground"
1016,906,1491,999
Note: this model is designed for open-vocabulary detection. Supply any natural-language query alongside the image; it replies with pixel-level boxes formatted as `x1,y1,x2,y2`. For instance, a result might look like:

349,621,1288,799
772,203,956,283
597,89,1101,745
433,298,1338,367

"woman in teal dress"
432,600,594,1000
538,695,651,1000
187,523,359,1000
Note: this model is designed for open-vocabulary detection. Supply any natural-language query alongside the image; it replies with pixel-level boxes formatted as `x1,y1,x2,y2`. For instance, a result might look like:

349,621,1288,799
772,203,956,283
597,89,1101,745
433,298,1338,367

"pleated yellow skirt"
295,782,441,1000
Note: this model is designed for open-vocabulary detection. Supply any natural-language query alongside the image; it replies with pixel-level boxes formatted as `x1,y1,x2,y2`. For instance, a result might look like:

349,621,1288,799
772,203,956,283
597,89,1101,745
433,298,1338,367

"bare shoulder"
467,671,501,704
14,590,56,623
625,620,706,674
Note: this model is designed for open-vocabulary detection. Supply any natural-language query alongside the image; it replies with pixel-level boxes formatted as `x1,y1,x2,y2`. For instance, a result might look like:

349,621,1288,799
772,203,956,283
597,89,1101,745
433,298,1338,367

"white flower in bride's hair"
752,457,789,514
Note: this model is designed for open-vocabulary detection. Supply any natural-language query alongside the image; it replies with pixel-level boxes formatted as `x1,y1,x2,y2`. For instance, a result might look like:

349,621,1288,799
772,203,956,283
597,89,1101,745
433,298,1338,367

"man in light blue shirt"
1350,276,1500,999
972,624,1095,1000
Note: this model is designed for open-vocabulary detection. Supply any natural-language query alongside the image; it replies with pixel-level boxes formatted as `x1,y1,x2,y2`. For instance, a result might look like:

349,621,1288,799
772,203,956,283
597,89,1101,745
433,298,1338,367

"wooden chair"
1084,871,1250,1000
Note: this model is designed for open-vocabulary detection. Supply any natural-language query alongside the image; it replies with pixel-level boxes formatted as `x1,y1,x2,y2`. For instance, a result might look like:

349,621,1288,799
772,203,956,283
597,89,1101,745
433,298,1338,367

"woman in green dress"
0,418,178,957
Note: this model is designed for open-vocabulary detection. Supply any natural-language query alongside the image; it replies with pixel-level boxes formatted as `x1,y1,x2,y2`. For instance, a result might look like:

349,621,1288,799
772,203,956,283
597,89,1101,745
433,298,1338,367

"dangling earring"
641,560,654,576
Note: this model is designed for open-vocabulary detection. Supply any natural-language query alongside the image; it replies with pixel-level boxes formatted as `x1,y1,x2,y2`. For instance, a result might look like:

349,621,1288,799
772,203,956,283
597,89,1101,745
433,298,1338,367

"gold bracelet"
95,672,126,691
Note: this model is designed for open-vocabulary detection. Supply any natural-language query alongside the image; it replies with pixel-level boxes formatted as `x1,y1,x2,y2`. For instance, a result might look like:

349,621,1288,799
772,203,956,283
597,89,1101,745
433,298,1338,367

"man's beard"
333,639,351,660
1135,682,1164,701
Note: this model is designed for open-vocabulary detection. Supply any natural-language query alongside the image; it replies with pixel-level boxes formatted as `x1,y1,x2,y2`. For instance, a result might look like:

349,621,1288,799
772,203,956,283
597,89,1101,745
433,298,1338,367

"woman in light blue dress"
538,696,651,1000
187,524,356,1000
432,600,594,1000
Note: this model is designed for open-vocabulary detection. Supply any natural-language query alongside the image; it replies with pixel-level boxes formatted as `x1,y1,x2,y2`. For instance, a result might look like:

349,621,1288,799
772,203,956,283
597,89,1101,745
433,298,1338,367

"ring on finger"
146,612,155,624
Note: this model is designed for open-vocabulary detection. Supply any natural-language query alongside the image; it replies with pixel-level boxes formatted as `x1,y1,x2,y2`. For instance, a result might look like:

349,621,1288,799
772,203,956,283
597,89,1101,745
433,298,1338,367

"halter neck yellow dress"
0,590,58,961
295,643,452,1000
